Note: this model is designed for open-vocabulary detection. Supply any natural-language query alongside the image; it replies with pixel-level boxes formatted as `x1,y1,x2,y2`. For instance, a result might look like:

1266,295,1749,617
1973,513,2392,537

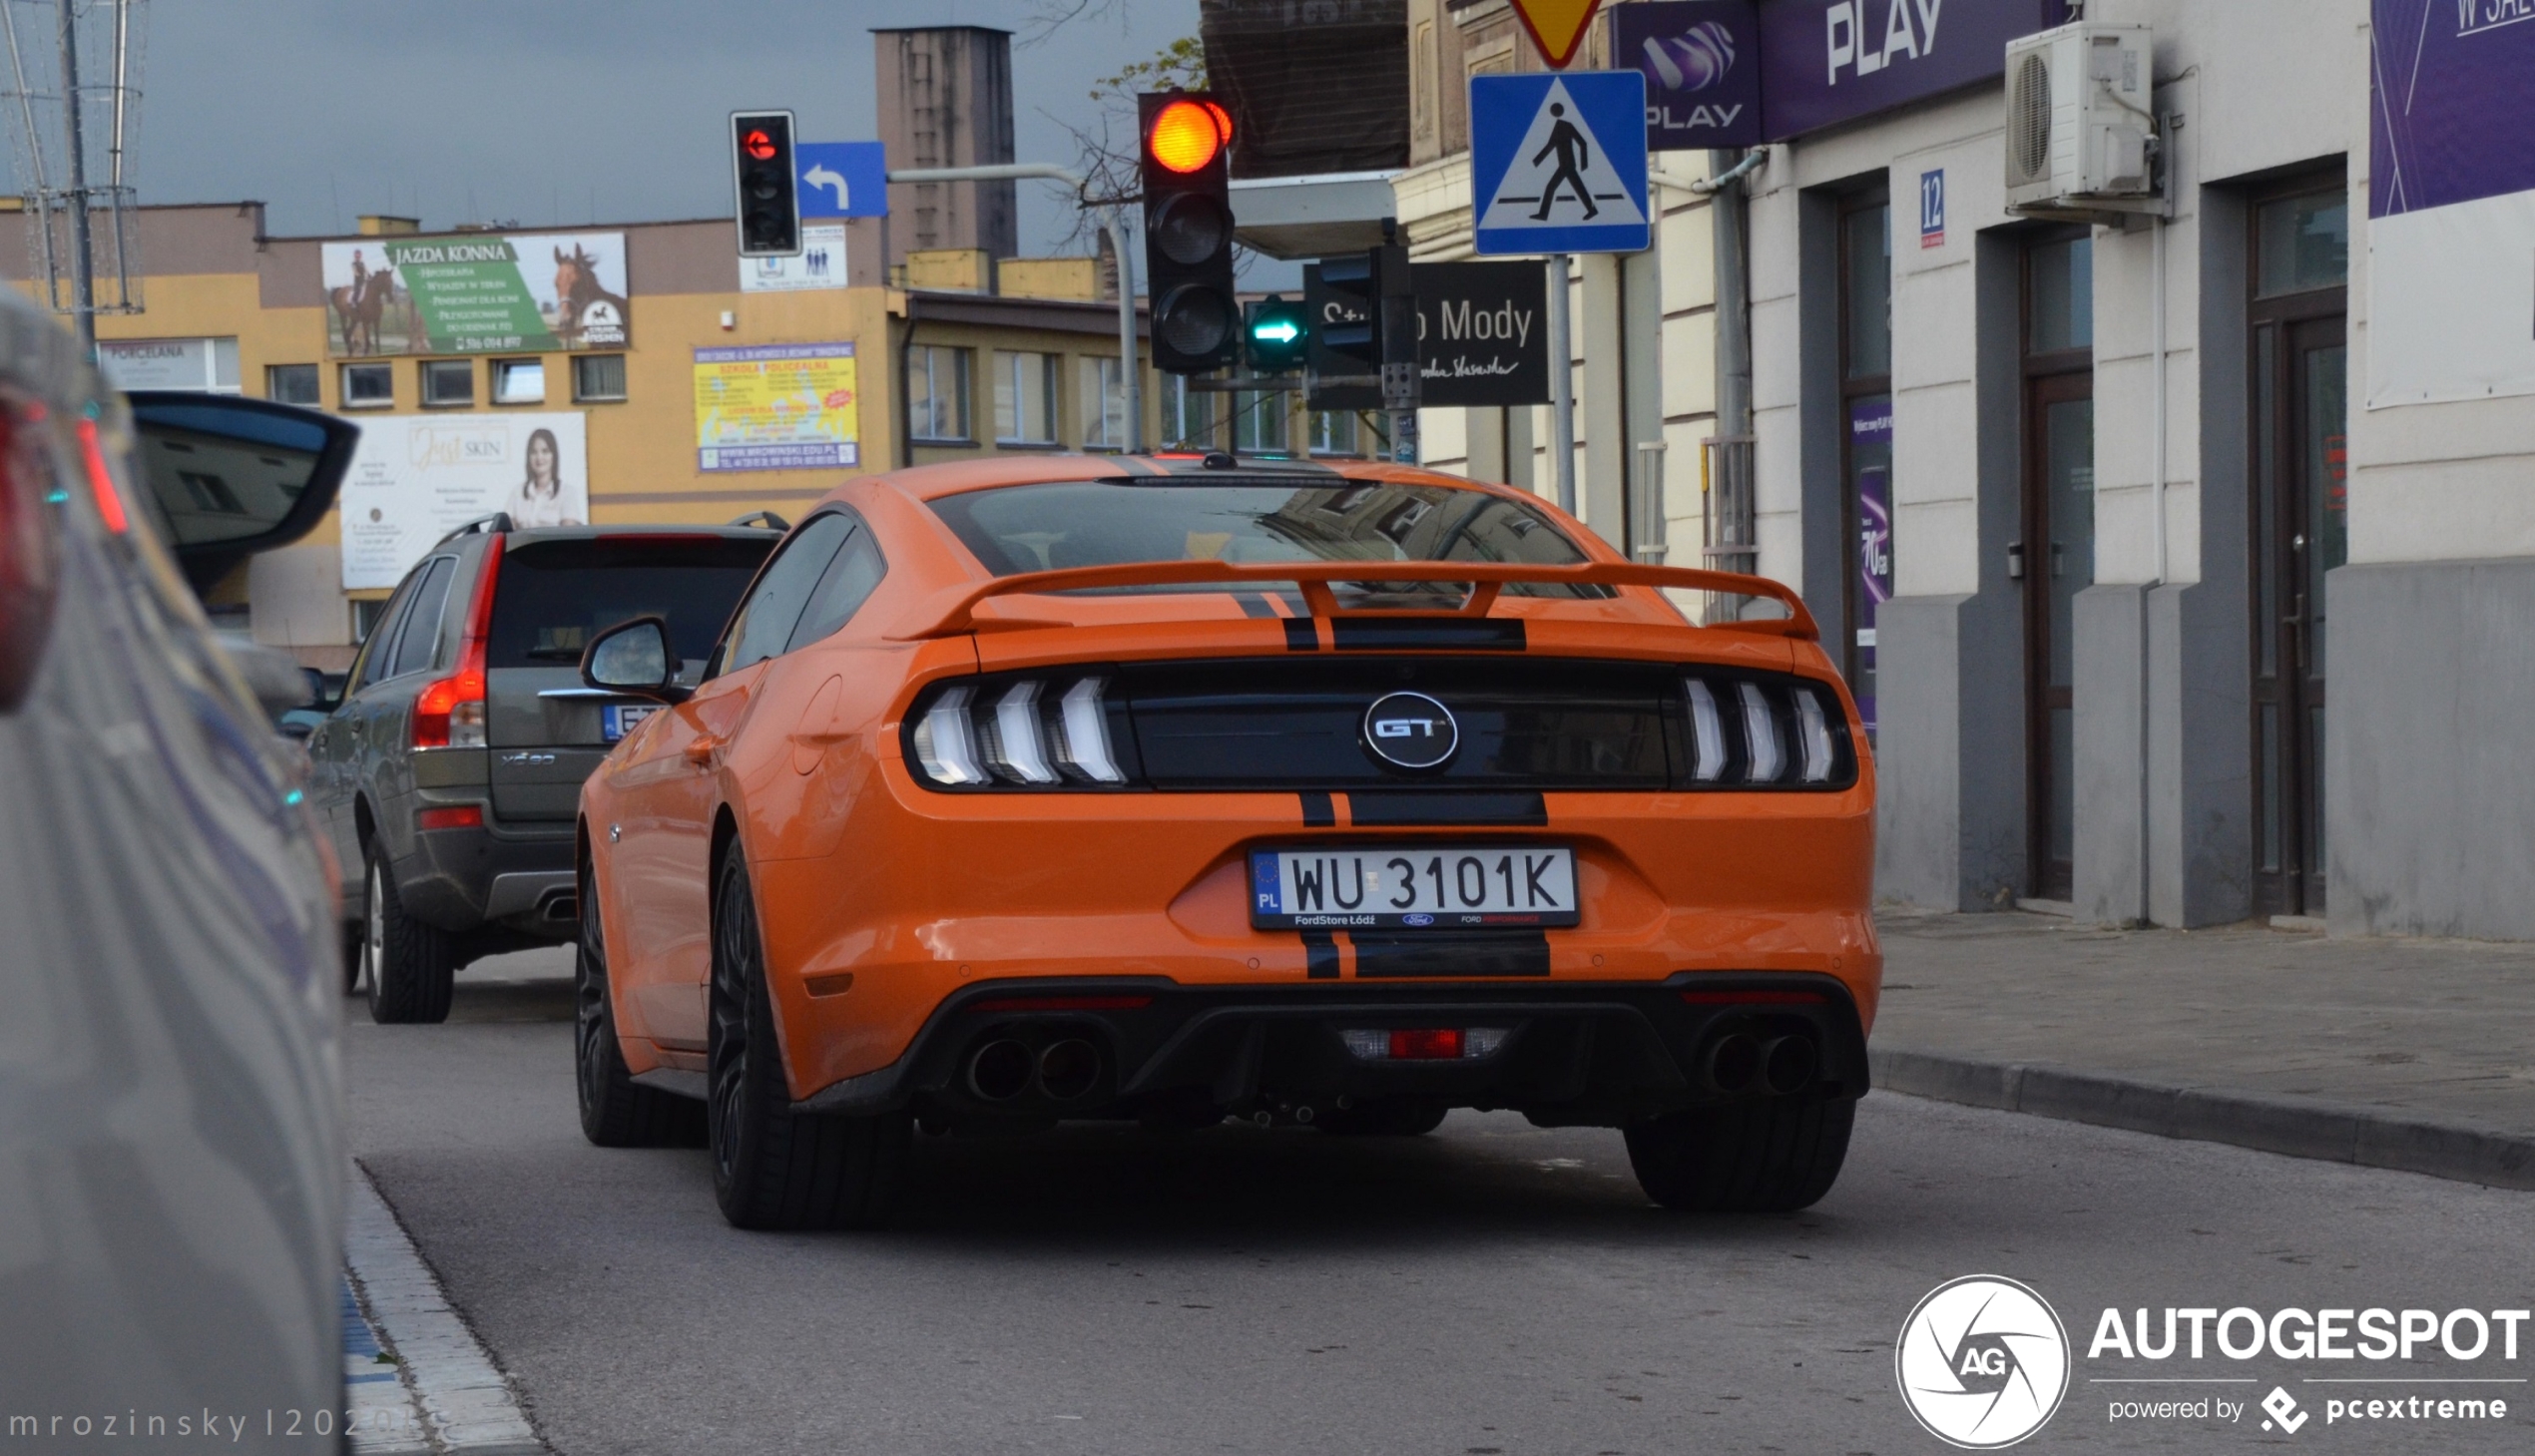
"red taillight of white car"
413,540,503,749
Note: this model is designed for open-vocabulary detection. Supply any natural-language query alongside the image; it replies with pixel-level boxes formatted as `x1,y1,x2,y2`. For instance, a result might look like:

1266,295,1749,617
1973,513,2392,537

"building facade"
1742,0,2535,940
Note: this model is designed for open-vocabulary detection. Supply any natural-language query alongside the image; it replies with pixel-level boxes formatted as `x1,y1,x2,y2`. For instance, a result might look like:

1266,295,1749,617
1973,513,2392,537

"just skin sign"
1613,0,1763,151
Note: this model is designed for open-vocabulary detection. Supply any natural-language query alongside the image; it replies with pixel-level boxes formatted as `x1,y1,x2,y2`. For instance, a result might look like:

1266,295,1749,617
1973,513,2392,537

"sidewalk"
1866,909,2535,1190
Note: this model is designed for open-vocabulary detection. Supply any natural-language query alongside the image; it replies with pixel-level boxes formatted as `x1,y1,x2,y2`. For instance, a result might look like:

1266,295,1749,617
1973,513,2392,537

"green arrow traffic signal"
1245,295,1309,374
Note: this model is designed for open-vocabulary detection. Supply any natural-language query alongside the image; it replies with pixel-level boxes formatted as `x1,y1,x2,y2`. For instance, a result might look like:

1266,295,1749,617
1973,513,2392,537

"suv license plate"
602,703,659,743
1249,846,1579,931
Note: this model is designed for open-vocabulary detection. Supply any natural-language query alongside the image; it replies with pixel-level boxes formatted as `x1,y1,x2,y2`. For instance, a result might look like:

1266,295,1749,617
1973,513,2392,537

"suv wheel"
708,845,906,1230
362,841,457,1024
1623,1097,1854,1213
577,857,705,1148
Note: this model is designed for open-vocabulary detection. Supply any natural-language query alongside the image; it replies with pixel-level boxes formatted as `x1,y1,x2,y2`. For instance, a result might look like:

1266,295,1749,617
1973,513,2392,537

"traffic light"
1139,92,1238,374
731,110,800,257
1244,295,1307,374
1304,236,1412,410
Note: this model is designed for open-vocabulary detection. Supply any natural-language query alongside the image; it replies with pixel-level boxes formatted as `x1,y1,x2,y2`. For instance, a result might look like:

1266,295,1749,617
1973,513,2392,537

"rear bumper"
793,972,1868,1128
395,821,578,935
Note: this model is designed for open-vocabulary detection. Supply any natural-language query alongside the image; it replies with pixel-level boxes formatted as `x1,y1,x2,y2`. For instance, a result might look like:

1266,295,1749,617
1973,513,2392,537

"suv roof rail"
436,512,514,544
727,510,789,531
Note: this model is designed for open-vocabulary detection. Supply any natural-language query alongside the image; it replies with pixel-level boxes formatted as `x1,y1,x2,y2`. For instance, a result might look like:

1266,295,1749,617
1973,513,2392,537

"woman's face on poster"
529,434,557,482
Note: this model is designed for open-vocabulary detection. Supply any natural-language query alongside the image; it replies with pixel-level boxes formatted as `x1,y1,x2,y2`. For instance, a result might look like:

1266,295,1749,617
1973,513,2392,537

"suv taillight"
414,540,503,749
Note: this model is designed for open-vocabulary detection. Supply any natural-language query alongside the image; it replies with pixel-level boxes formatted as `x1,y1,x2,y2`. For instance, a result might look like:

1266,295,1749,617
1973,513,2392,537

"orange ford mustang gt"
573,452,1880,1229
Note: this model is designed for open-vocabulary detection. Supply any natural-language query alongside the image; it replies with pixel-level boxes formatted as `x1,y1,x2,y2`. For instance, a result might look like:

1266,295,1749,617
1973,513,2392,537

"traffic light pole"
885,164,1141,453
1546,253,1574,517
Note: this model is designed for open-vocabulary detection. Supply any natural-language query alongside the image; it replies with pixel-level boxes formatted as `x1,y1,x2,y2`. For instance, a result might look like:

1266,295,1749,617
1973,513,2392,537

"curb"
1870,1048,2535,1193
345,1166,549,1455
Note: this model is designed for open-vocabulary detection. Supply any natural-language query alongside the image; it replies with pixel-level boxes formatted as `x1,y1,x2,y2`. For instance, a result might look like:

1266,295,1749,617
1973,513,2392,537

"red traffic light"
743,128,777,161
1146,99,1223,175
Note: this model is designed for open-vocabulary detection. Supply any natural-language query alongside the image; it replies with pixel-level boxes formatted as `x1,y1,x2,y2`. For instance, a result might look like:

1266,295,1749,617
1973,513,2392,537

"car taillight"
414,539,503,749
1339,1028,1512,1061
0,400,61,712
1680,672,1852,788
909,674,1129,787
416,804,484,830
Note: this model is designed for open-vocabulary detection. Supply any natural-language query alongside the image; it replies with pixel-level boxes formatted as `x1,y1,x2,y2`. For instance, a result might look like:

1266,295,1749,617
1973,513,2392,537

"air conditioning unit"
2004,23,2160,219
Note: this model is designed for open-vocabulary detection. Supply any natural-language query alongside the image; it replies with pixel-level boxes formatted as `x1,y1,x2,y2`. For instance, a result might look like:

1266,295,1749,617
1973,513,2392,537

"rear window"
486,536,772,670
927,479,1608,600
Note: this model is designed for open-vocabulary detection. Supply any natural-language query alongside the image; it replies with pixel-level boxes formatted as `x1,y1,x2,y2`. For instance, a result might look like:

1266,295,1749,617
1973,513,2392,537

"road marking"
345,1164,547,1454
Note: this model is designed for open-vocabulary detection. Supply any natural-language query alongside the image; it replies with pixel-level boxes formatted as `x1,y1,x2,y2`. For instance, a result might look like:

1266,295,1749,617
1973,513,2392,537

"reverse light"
413,540,503,749
1340,1028,1511,1062
1685,680,1726,781
984,681,1058,784
1054,678,1125,783
1796,690,1834,783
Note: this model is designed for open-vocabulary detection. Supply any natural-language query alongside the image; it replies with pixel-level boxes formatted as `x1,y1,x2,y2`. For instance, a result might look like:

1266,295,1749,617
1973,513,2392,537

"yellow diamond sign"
1508,0,1604,70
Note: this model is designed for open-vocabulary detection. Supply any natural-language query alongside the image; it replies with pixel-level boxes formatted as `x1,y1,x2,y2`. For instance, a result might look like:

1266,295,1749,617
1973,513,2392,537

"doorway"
2020,231,2093,901
1836,192,1891,737
2248,184,2348,917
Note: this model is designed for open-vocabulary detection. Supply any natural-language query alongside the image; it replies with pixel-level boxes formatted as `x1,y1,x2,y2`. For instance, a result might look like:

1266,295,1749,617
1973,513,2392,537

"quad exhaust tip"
1701,1031,1819,1096
1704,1033,1762,1095
968,1040,1033,1101
1037,1039,1102,1101
1759,1035,1818,1097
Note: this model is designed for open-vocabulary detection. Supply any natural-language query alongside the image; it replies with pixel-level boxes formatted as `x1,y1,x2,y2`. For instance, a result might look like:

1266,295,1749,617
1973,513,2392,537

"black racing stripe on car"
1303,931,1341,979
1235,591,1277,619
1344,791,1549,826
1349,932,1550,978
1298,791,1336,827
1329,617,1527,652
1282,616,1318,652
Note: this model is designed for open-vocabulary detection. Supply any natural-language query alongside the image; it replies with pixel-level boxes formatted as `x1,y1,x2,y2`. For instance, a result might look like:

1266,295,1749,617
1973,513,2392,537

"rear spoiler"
892,559,1816,642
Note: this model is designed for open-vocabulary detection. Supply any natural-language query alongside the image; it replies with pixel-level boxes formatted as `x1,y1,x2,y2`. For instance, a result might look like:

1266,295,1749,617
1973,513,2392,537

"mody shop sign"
1305,260,1551,410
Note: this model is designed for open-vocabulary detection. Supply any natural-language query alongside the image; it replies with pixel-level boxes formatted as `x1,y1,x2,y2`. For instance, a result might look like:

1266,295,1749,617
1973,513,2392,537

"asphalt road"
349,950,2535,1455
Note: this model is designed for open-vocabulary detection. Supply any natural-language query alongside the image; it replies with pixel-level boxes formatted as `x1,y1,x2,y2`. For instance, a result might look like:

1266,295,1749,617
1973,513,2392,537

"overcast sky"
39,0,1199,257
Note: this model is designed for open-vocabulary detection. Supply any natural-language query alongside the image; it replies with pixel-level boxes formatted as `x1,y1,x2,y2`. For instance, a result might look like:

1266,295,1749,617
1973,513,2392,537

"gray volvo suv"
307,517,777,1022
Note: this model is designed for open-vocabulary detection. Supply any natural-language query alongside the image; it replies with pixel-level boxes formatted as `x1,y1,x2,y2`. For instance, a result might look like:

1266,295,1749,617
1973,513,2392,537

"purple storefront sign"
1614,0,1764,151
2370,0,2535,218
1850,399,1893,734
1760,0,2072,142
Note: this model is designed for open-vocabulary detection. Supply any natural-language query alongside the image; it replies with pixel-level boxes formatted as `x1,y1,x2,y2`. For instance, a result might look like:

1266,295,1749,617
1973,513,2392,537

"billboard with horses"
323,232,629,357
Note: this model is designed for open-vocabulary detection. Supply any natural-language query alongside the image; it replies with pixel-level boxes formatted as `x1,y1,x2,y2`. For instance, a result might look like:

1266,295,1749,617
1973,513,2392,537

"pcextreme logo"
1895,1275,2073,1449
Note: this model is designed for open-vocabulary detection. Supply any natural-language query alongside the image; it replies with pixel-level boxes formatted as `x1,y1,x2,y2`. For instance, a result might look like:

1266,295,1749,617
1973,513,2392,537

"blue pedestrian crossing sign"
1470,71,1650,255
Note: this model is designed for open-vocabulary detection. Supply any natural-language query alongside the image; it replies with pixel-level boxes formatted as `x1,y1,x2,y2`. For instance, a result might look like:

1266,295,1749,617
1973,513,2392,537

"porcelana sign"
1761,0,2073,141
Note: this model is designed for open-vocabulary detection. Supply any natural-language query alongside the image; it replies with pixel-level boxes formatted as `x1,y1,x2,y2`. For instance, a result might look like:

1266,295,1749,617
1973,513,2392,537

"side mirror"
124,392,359,597
581,616,687,703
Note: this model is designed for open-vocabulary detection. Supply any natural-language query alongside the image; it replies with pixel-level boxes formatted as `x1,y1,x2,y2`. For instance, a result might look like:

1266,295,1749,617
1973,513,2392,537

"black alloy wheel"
1623,1096,1855,1213
707,844,907,1230
576,855,705,1148
362,838,456,1024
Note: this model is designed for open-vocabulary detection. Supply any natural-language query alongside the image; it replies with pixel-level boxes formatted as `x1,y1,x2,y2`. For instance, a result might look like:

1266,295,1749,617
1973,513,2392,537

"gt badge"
1361,691,1458,772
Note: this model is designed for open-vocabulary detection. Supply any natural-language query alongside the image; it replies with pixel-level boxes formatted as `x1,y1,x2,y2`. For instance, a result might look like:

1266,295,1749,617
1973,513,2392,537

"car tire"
1623,1096,1855,1213
576,857,707,1149
1314,1100,1447,1136
708,845,907,1230
341,918,366,996
362,842,456,1025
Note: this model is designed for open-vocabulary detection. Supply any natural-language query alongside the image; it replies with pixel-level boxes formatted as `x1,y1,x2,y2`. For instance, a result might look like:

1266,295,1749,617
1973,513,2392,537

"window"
572,353,627,403
350,574,424,691
386,558,457,679
487,536,774,672
1233,387,1289,454
351,597,394,646
784,524,886,651
908,344,971,442
1310,409,1360,456
2257,193,2349,298
1079,356,1127,448
340,362,394,409
718,513,856,675
421,359,475,407
97,336,240,393
492,358,547,405
1160,372,1214,449
993,350,1059,445
266,363,320,405
929,480,1605,600
2027,237,2095,353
